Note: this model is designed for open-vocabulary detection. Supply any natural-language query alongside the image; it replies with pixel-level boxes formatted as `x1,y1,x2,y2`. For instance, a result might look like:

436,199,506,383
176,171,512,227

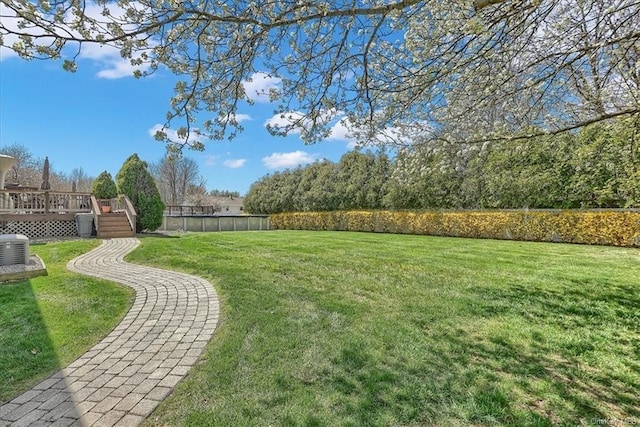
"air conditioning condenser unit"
0,234,30,266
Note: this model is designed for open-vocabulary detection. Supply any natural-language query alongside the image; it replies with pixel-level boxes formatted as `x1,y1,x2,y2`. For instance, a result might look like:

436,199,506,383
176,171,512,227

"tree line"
245,117,640,214
1,143,94,191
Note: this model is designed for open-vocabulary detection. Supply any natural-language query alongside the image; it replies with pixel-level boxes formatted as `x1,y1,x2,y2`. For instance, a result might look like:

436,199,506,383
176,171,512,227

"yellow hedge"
270,210,640,247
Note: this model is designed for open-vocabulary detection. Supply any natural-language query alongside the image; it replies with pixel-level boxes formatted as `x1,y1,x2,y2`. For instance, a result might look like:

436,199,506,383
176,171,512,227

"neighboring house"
212,196,245,215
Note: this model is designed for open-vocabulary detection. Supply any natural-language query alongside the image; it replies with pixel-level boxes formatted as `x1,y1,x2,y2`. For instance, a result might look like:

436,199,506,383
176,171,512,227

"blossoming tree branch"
1,0,638,148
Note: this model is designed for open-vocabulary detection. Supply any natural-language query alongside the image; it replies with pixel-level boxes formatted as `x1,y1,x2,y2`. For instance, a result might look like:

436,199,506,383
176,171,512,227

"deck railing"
0,189,92,214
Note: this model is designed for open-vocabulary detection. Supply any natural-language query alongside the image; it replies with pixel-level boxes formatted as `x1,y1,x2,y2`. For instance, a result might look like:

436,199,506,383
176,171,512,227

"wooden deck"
0,190,136,239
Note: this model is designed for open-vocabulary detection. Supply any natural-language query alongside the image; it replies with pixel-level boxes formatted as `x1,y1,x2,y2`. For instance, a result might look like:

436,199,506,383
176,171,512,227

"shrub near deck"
130,231,640,426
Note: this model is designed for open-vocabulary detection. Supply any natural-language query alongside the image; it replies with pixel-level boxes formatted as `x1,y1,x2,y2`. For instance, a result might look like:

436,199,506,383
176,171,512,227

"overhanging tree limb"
1,0,638,147
474,0,509,11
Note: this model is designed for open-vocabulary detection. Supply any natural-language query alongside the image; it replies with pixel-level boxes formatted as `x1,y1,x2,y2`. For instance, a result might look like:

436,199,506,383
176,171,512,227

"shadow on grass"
0,279,61,403
317,283,640,426
438,330,616,425
322,331,638,426
1,239,133,424
443,282,640,424
139,232,180,239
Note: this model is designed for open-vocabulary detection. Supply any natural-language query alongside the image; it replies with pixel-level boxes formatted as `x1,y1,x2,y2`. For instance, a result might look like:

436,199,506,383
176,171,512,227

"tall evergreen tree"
116,154,165,232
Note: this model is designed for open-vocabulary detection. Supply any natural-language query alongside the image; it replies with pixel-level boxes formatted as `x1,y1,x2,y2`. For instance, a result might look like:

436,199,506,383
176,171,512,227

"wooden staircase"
96,212,135,238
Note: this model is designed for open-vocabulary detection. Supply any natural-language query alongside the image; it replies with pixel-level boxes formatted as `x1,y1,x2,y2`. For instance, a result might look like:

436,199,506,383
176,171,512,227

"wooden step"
98,230,136,238
99,221,131,230
97,213,135,238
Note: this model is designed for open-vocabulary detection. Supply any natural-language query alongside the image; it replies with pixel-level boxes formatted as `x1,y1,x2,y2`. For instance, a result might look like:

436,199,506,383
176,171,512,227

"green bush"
116,154,164,232
91,171,117,199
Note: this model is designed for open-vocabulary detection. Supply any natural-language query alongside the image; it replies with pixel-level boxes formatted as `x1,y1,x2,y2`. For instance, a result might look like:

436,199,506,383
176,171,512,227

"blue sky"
0,46,356,195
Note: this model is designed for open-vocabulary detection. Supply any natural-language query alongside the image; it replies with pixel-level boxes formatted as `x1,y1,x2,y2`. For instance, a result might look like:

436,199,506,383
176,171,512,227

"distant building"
212,196,245,215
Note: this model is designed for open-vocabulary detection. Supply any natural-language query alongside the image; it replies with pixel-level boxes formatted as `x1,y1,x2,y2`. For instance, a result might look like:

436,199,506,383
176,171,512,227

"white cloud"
264,109,419,147
216,112,252,125
78,42,150,79
79,3,154,78
242,72,281,103
79,42,119,61
327,119,351,141
0,42,19,61
265,109,357,145
223,159,246,168
264,111,306,135
327,117,359,148
326,113,423,147
232,113,252,123
0,45,18,61
204,155,218,166
0,3,46,61
262,151,317,169
148,124,204,145
0,2,152,78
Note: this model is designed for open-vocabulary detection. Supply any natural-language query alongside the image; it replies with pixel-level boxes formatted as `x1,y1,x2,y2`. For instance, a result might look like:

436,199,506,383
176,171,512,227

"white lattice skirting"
0,220,78,239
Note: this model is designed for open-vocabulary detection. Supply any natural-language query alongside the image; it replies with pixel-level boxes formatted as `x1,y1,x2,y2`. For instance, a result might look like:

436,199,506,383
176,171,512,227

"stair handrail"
90,195,102,215
119,194,137,234
90,195,102,236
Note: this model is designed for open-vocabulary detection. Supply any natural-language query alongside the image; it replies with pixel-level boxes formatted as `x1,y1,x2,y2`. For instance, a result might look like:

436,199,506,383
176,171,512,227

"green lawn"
123,231,640,427
0,240,133,403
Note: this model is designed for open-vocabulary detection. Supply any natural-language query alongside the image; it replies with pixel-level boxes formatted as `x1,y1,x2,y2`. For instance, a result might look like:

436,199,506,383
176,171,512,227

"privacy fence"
270,210,640,247
160,215,270,232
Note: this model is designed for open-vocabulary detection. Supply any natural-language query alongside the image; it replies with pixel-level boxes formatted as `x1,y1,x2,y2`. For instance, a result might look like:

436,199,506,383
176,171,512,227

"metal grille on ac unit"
0,234,30,266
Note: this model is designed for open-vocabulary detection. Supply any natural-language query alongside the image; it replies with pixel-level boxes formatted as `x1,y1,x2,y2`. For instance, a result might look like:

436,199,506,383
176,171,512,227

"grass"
121,231,640,427
0,240,134,403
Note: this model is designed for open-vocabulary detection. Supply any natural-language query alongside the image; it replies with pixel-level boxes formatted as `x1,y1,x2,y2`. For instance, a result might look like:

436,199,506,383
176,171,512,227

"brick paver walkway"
0,238,220,426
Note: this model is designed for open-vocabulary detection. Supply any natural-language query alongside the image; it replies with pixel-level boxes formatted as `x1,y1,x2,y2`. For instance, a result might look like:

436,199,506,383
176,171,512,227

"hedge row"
270,210,640,247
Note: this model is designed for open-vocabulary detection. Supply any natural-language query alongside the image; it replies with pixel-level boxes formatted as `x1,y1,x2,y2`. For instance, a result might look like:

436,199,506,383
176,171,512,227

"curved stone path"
0,238,220,426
